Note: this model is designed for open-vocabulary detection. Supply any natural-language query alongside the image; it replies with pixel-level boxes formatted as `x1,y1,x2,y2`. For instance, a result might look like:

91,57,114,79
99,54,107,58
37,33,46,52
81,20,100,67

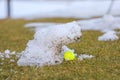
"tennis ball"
64,50,75,61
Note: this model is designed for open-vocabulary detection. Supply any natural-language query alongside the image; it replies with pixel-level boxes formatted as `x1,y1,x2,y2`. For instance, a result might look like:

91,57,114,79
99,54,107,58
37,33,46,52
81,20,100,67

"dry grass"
0,18,120,80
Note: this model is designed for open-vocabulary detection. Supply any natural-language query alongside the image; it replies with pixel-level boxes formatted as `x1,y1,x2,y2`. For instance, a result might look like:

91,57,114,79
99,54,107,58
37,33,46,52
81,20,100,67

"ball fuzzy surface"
64,50,75,61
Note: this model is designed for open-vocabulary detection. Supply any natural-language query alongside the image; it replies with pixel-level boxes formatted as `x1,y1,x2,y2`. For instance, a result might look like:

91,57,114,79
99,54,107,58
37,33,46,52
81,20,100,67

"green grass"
0,18,120,80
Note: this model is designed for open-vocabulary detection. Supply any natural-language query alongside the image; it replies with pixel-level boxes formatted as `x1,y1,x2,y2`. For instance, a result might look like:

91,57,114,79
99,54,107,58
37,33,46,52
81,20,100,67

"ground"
0,18,120,80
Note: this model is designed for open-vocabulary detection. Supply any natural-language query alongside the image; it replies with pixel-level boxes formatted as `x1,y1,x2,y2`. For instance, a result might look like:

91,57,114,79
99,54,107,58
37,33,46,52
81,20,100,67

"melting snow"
0,50,21,65
25,22,61,32
17,21,82,66
98,31,119,41
78,54,94,61
1,15,120,67
4,49,10,58
77,15,120,41
78,15,120,32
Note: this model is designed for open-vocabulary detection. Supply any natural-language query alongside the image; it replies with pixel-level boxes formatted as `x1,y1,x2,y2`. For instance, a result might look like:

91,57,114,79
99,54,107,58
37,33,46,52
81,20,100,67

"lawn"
0,18,120,80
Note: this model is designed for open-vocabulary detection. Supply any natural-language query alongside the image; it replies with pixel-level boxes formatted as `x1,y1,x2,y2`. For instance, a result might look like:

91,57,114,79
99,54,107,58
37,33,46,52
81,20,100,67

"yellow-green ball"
64,50,75,61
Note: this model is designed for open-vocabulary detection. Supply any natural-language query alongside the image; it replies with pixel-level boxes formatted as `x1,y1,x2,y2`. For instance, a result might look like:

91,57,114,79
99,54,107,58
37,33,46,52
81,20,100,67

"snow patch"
0,49,21,65
25,22,61,32
25,22,60,28
78,54,94,61
98,31,119,41
77,15,120,41
78,15,120,32
0,49,20,59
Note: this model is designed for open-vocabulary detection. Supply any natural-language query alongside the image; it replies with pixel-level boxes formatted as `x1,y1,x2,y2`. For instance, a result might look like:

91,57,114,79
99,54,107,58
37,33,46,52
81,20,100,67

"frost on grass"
17,21,82,67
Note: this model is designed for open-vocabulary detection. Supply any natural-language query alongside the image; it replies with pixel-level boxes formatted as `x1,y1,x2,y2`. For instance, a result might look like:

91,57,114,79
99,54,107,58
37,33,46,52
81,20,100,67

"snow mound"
17,21,82,67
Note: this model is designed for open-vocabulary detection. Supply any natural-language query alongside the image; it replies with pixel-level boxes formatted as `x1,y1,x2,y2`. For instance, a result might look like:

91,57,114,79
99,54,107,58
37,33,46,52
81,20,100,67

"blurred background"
0,0,120,19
